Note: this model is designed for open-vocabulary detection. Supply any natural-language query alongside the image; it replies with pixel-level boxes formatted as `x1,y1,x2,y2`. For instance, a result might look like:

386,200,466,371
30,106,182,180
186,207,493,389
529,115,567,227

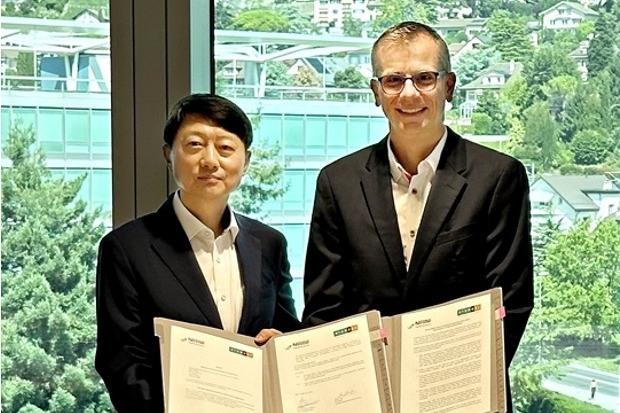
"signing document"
383,288,506,413
269,313,385,413
155,311,393,413
166,323,262,412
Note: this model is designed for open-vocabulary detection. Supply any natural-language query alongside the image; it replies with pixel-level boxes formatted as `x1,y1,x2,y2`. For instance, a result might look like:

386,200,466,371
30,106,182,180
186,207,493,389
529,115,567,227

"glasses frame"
375,71,448,95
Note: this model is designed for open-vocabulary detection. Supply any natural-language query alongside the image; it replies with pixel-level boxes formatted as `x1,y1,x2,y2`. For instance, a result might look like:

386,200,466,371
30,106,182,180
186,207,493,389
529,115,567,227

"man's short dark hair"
163,93,253,149
371,21,451,77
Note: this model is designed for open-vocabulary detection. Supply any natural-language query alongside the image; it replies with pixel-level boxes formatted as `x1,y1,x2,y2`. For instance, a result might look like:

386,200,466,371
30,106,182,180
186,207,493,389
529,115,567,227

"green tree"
471,112,493,134
539,29,580,54
228,9,291,33
230,110,287,216
521,44,580,109
514,101,560,171
541,218,620,344
214,1,239,29
371,0,438,36
453,47,500,92
472,91,509,134
499,72,529,117
560,78,610,143
5,52,36,88
444,31,469,44
510,213,566,412
541,75,579,123
293,66,321,87
587,11,618,77
230,144,286,216
2,0,68,18
486,10,534,62
1,122,111,412
571,129,614,165
266,61,293,86
577,20,596,41
333,66,367,89
342,14,363,37
279,4,320,34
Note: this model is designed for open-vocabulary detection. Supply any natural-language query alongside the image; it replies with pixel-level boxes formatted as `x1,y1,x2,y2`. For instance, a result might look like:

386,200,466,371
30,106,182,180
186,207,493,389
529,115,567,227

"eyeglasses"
375,71,448,95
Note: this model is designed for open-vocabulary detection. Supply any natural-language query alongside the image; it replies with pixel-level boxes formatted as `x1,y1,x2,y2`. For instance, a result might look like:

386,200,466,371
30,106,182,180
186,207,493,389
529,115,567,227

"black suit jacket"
95,196,300,413
303,128,533,407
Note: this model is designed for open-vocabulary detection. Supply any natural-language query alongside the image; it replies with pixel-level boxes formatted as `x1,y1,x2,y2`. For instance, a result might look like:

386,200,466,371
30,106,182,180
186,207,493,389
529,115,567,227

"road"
542,363,619,412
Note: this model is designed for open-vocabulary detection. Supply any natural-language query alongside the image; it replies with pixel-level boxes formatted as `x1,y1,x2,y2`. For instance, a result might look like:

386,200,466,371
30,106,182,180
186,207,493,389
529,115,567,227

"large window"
211,1,620,412
1,2,618,412
1,10,113,412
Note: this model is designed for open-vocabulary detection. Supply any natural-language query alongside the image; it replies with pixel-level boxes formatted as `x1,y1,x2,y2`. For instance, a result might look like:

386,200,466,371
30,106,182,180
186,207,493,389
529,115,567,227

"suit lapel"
406,130,467,291
151,196,223,329
361,139,408,282
235,215,262,334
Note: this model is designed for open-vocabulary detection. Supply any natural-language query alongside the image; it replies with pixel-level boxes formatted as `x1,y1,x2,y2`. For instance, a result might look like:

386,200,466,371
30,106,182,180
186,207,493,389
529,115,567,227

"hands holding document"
155,312,393,413
155,288,505,413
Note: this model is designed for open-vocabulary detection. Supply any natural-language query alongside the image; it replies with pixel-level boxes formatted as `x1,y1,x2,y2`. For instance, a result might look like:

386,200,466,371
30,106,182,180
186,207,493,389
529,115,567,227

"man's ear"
162,144,171,165
370,79,381,107
244,150,252,173
445,72,457,103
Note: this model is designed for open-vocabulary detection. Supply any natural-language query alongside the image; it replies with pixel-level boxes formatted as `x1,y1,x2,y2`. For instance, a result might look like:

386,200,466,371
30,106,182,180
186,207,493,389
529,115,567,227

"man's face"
371,35,456,137
163,114,250,207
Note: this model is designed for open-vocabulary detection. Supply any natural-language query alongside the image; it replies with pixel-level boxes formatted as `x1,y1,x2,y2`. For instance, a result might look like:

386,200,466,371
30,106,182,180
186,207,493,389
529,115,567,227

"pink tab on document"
495,306,506,319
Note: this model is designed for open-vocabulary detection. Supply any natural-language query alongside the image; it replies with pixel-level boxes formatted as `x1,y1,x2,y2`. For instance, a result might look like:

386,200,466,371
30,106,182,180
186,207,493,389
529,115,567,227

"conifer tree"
1,122,112,412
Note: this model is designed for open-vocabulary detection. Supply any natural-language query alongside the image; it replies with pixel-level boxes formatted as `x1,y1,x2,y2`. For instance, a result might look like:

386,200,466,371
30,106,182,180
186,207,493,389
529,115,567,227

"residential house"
433,18,488,40
448,35,489,66
569,40,589,80
530,174,620,229
539,1,598,31
314,0,377,33
459,60,522,119
287,56,351,86
437,5,473,19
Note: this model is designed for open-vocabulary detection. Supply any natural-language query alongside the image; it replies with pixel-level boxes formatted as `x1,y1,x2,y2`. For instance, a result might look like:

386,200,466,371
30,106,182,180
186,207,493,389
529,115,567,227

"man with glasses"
303,21,533,410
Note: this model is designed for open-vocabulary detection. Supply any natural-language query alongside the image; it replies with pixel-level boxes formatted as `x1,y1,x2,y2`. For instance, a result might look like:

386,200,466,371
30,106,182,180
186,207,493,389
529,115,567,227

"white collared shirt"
172,192,243,333
388,128,447,269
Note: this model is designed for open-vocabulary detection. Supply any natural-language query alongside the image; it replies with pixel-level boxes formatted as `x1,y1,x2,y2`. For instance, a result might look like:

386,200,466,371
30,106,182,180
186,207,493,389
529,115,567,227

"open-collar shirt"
173,191,243,333
388,127,447,270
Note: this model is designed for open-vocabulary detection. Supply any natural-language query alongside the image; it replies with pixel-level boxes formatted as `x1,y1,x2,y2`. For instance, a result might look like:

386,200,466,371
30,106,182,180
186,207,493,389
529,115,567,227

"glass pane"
348,117,369,150
283,115,305,157
327,116,347,158
1,108,10,141
306,116,327,157
39,108,65,154
1,11,113,411
92,110,111,155
12,108,36,130
65,109,90,155
283,170,304,213
209,5,620,412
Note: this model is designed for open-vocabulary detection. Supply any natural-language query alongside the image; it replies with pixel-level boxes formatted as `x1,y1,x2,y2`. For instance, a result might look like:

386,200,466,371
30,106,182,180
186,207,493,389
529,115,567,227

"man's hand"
254,328,282,346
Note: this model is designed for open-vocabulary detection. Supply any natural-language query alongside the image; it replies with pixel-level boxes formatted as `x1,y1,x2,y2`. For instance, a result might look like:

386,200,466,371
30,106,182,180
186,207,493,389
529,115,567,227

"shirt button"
221,295,227,302
410,230,416,238
411,188,418,195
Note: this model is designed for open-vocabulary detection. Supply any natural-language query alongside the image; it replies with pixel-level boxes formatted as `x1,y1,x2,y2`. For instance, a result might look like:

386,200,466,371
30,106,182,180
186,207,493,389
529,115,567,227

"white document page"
400,293,493,413
272,314,383,413
166,324,263,412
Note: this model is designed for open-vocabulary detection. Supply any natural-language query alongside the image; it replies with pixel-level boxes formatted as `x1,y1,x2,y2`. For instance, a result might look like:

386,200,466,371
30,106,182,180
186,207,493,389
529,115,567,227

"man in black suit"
303,22,533,410
95,94,300,412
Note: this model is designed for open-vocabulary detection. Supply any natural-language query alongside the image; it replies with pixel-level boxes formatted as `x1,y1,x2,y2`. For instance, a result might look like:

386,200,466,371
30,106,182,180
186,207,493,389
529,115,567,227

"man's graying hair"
371,21,452,77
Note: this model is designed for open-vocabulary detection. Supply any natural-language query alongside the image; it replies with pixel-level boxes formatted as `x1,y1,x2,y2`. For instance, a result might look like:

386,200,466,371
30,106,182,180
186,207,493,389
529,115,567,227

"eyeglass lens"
381,72,439,94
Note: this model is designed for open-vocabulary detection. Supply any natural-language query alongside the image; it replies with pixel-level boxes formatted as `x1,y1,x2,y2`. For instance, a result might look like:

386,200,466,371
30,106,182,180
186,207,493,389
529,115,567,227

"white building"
540,1,598,31
314,0,377,33
530,174,620,229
